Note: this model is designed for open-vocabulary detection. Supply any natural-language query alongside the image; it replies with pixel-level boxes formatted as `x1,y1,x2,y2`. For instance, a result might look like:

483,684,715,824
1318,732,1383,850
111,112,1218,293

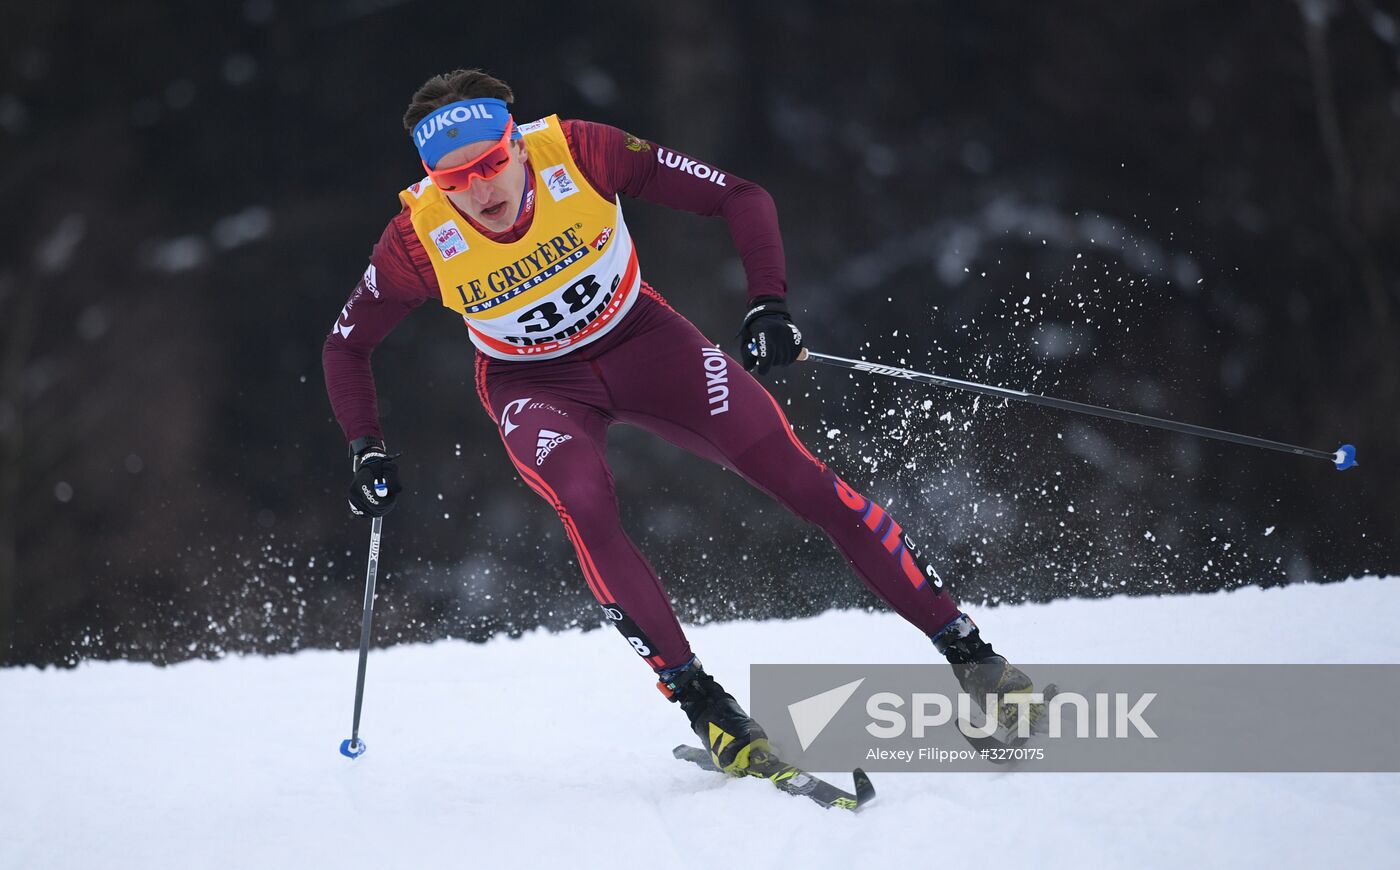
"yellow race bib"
399,115,641,360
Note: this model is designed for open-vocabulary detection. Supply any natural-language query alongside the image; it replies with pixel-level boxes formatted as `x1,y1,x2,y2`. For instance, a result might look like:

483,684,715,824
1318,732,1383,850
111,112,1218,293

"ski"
673,744,875,811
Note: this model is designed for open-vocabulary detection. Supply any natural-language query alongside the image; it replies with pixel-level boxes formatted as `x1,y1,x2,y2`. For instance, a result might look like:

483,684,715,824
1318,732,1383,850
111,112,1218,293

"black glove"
348,437,402,518
738,297,804,375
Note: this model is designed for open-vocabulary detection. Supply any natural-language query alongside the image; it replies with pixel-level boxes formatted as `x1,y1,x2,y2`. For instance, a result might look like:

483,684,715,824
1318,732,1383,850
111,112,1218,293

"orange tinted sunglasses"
424,117,516,192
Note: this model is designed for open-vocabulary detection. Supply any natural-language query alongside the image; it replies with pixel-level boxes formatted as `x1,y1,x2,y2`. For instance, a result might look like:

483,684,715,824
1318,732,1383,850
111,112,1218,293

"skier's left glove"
738,297,803,375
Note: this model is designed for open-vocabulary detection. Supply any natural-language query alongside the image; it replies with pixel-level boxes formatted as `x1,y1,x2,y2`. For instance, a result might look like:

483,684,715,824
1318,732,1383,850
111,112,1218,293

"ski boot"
933,613,1048,739
658,657,770,776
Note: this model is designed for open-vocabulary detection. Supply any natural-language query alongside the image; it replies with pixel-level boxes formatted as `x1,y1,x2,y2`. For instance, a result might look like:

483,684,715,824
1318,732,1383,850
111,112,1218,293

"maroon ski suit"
323,119,961,672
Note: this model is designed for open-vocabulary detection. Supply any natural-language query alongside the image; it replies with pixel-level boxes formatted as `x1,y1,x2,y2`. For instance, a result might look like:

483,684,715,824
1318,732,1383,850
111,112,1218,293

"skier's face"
436,138,530,232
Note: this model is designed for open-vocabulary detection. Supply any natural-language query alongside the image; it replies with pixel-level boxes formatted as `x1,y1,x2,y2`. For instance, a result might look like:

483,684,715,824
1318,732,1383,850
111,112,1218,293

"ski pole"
340,512,385,759
766,345,1357,470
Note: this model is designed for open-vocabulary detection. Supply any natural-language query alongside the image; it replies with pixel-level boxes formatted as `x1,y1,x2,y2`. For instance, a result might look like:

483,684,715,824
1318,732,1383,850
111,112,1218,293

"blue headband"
412,98,522,169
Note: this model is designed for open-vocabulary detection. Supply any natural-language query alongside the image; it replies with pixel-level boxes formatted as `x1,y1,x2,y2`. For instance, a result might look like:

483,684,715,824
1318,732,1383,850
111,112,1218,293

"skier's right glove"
348,437,402,518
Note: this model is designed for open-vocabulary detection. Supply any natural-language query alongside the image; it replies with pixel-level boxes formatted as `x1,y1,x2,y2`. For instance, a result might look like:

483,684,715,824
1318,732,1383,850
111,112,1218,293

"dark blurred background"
2,0,1396,667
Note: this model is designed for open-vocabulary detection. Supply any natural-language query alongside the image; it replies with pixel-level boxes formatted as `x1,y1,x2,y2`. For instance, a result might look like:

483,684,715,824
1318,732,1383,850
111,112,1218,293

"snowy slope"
2,577,1397,870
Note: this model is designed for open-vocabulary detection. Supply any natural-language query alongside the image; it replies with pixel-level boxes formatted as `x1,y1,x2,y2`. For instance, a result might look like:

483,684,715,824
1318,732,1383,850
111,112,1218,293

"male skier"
322,69,1041,775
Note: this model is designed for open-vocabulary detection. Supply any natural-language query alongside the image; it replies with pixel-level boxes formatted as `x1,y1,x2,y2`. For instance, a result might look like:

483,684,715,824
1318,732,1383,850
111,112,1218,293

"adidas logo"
535,429,572,465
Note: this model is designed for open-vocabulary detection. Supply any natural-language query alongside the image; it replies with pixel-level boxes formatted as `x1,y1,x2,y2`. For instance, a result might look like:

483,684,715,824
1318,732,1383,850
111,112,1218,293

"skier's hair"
403,69,515,132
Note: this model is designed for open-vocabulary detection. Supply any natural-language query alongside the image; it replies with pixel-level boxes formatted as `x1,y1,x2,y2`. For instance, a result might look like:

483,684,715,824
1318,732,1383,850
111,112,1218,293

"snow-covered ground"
3,577,1396,870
